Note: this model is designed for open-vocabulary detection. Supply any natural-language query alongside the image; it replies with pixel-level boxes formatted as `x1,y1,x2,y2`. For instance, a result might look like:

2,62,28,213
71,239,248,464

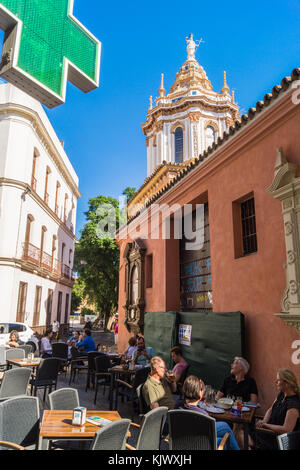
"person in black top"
253,369,300,449
216,357,258,403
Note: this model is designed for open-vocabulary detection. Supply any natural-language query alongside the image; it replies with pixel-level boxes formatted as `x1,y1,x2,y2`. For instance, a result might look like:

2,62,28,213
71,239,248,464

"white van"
0,322,39,352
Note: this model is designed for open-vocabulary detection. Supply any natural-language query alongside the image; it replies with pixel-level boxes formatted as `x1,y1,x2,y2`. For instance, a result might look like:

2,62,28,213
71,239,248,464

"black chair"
30,358,61,402
115,367,150,419
69,347,88,385
94,355,113,404
85,351,106,392
26,341,37,354
168,409,230,450
277,431,300,450
51,343,69,374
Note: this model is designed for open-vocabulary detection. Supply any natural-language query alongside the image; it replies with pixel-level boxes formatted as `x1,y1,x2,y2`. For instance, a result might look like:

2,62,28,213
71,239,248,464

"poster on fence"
179,324,192,346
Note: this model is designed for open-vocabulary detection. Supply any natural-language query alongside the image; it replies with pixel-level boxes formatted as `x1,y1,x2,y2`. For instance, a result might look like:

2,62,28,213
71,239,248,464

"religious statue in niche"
123,239,146,334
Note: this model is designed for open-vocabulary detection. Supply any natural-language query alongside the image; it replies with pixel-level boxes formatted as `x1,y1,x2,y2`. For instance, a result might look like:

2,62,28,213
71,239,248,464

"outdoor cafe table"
108,365,142,410
6,357,42,370
208,405,257,450
38,410,126,450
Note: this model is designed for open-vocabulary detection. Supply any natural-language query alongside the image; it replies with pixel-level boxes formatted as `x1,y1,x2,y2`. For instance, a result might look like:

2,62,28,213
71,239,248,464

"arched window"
206,126,216,149
175,127,184,163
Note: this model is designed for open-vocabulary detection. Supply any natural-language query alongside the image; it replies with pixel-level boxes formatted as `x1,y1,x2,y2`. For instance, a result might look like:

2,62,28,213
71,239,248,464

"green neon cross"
0,0,101,107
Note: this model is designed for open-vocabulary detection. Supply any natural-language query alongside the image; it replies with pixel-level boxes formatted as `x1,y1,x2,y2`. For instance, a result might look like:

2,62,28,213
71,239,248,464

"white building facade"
0,84,80,333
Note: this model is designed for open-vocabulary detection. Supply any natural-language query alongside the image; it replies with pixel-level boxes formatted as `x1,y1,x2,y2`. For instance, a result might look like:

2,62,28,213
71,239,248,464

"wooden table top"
208,404,257,424
7,358,42,367
110,365,143,375
40,410,124,438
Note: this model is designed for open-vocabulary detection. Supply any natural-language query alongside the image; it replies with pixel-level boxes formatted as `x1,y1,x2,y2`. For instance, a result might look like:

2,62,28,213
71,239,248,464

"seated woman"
6,330,24,348
123,336,138,360
175,375,240,450
216,357,258,403
252,369,300,450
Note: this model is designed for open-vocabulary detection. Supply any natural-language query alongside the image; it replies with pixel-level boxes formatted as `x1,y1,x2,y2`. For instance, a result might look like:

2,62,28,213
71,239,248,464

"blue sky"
1,0,300,237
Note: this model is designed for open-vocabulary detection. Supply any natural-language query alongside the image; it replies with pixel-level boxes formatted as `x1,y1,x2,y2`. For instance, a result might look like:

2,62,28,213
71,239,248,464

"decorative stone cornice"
275,314,300,335
267,148,300,335
0,103,81,199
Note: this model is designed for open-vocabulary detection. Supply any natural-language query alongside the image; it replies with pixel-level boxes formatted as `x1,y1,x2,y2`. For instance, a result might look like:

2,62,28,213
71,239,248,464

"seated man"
143,356,177,410
216,357,258,403
170,346,188,385
132,337,155,366
76,329,96,355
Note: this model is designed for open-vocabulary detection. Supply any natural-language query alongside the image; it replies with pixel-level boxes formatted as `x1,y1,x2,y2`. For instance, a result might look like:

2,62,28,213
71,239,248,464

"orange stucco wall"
117,90,300,411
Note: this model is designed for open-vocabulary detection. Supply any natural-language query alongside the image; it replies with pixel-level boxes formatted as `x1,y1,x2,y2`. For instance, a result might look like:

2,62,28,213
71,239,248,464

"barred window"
241,198,257,255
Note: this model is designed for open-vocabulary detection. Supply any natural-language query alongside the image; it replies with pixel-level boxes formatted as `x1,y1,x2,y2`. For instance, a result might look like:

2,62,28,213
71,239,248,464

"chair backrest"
0,396,40,449
90,419,131,450
35,358,61,382
5,348,25,360
132,367,150,390
70,346,79,360
94,355,112,373
49,388,80,410
0,347,5,366
51,343,68,360
26,341,37,354
18,344,33,356
136,383,149,415
0,368,31,399
135,407,168,450
168,409,217,450
88,352,106,372
277,431,300,450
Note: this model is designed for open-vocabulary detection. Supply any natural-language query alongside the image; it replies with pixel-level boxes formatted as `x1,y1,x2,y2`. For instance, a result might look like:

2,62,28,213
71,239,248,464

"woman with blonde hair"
253,369,300,449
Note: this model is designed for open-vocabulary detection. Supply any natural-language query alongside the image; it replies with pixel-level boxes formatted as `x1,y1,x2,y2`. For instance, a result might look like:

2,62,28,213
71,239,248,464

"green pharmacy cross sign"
0,0,101,107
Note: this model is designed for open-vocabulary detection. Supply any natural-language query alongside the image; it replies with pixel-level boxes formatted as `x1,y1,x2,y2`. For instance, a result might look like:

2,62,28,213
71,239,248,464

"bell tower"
142,35,239,176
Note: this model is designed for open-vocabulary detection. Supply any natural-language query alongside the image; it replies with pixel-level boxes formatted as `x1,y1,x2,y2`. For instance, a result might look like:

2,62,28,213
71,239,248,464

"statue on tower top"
185,33,204,60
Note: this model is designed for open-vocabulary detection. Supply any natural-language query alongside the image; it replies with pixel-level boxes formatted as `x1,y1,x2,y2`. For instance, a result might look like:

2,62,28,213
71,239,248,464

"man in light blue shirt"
132,337,155,366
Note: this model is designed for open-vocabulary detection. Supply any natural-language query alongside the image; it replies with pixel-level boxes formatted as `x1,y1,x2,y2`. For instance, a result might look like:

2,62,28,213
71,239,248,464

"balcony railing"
62,264,71,280
22,242,40,267
41,251,52,271
22,244,72,282
31,176,37,192
44,192,49,206
52,258,62,276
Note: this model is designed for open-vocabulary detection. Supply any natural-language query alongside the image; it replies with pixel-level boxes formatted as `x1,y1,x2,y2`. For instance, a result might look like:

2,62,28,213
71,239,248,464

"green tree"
122,186,137,204
71,277,85,312
74,195,122,329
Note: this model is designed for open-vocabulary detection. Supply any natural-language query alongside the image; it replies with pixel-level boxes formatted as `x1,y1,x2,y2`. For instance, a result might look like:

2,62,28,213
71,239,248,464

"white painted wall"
0,84,79,327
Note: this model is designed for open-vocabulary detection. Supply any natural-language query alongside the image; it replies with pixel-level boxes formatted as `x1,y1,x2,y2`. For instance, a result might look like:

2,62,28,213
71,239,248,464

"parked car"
0,322,39,352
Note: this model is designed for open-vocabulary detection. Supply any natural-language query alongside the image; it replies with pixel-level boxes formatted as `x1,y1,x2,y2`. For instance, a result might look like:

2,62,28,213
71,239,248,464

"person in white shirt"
41,330,53,358
52,320,60,340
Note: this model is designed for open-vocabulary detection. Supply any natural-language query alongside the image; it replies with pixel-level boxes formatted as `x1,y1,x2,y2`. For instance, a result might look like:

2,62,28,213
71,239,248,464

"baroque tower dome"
127,36,240,219
142,34,239,177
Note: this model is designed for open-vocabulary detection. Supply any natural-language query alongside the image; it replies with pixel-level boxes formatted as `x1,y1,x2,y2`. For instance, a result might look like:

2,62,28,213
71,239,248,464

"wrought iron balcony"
31,176,37,192
22,242,40,267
